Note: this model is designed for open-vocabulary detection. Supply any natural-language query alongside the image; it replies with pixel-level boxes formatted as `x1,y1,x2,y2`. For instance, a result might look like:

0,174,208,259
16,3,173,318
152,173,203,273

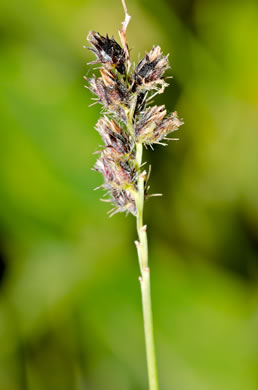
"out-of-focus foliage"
0,0,258,389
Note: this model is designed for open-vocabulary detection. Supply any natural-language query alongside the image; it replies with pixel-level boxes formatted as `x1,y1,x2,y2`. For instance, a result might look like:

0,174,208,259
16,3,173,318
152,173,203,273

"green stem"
135,142,159,390
126,94,137,139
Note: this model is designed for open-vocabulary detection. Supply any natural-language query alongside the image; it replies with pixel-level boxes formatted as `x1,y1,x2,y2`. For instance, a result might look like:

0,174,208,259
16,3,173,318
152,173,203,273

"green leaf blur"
0,0,257,389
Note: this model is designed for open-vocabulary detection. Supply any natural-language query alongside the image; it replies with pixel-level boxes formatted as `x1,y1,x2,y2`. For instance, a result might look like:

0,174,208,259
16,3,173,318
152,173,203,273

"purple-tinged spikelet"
133,46,169,91
87,31,126,74
136,106,182,145
96,117,132,154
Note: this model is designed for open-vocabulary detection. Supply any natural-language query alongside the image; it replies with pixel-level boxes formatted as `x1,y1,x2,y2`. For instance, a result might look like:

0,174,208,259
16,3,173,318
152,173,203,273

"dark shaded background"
0,0,258,389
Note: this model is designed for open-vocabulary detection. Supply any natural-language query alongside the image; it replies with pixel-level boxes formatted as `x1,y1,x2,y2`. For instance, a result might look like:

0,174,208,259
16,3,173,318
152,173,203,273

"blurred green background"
0,0,258,389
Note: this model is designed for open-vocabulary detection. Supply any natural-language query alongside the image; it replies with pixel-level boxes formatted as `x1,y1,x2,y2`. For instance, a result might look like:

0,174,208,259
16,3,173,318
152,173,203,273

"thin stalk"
135,142,159,390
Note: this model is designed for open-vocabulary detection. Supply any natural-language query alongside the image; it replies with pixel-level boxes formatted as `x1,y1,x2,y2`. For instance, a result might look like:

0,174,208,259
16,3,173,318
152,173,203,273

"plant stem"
135,142,159,390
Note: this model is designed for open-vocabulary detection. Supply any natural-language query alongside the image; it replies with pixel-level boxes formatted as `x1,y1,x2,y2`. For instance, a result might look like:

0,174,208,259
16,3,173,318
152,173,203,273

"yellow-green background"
0,0,258,389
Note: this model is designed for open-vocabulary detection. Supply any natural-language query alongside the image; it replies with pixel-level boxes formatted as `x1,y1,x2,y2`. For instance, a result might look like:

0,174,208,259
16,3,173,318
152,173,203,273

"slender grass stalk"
135,141,159,390
84,1,183,388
